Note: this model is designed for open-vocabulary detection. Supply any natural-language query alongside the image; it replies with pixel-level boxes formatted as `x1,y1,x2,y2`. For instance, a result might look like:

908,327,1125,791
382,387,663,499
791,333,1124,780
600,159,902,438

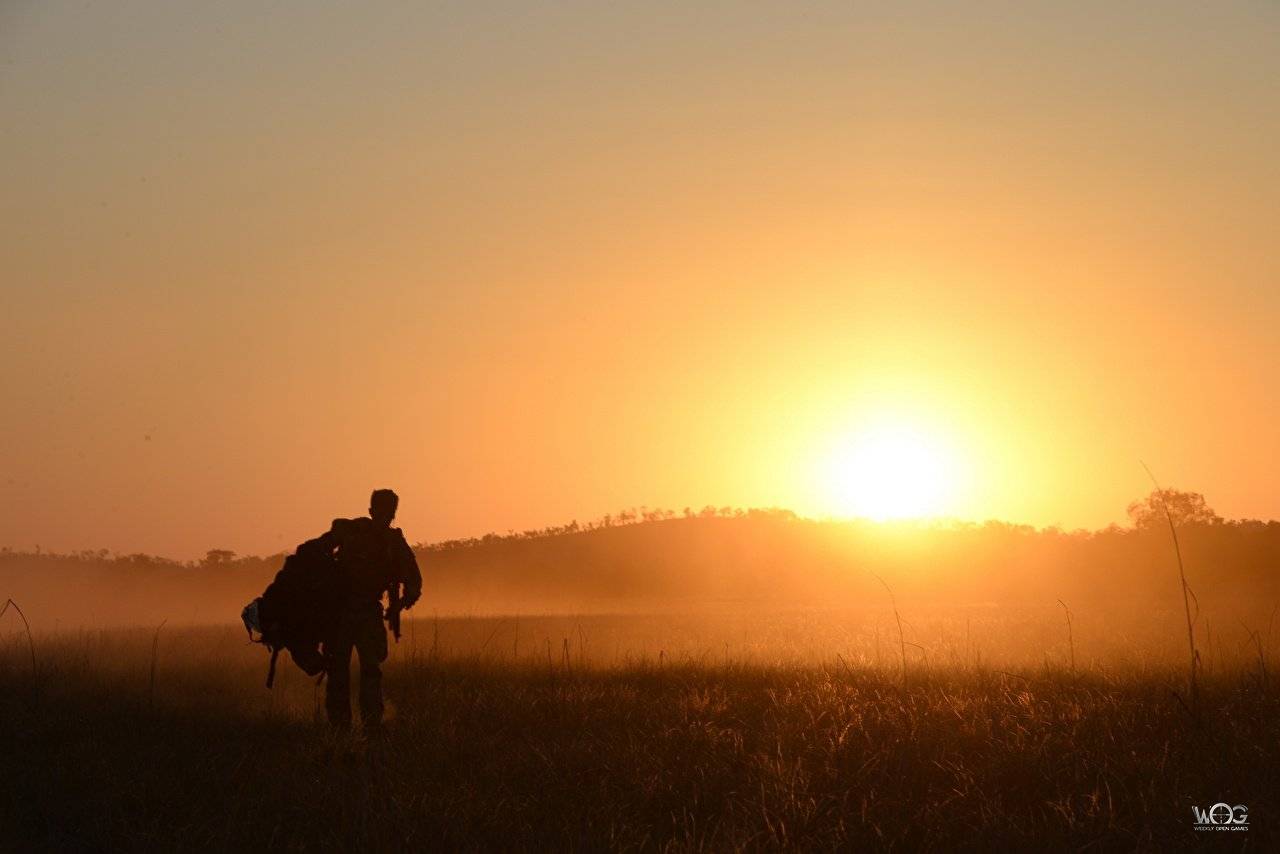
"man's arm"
393,529,422,608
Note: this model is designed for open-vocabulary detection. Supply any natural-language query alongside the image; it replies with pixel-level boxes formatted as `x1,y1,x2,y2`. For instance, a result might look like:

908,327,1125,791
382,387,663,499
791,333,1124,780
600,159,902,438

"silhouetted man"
310,488,421,732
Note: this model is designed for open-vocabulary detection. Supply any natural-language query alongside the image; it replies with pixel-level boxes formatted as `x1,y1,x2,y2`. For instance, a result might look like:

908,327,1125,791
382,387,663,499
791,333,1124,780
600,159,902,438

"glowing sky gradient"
3,1,1279,557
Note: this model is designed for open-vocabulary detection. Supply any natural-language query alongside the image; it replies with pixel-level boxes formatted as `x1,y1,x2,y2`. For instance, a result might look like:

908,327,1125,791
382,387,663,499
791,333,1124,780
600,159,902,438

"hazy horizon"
0,492,1262,563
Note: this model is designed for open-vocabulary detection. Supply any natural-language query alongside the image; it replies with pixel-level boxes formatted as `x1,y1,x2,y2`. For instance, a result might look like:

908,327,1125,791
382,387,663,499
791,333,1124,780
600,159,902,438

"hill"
3,506,1279,629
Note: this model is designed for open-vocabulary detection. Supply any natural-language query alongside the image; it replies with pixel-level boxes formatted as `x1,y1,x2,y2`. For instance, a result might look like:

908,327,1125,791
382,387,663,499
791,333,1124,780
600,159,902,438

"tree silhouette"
1127,489,1221,531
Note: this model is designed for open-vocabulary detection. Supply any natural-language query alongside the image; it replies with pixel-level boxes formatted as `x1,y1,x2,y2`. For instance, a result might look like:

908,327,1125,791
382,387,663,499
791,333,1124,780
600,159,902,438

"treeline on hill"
1,490,1278,628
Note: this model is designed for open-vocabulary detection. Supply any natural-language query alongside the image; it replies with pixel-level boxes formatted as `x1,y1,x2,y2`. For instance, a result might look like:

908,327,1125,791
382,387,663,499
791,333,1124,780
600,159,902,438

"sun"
821,423,957,520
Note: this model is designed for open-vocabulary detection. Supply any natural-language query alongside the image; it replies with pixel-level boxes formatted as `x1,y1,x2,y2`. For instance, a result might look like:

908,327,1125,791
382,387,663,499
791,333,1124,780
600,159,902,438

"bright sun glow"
822,424,957,520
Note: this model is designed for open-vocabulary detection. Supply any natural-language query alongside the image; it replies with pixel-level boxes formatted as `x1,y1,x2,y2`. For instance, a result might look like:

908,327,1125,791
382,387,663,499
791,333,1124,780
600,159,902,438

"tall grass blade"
872,574,908,684
1141,462,1199,714
1,598,37,702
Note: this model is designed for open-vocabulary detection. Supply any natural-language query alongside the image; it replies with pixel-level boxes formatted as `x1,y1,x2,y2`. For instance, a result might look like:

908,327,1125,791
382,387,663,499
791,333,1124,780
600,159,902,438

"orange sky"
3,1,1279,557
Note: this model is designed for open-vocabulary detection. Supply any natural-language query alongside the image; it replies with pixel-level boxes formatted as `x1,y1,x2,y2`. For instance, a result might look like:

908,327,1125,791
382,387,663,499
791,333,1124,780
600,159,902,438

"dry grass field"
3,610,1276,851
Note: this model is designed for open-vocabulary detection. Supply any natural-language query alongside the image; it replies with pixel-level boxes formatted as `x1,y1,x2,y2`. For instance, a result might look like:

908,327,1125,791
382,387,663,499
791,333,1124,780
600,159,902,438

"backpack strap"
265,646,281,689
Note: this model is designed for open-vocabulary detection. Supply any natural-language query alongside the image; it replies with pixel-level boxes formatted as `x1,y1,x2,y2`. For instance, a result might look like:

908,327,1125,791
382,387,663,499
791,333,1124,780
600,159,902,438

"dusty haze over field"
4,1,1280,558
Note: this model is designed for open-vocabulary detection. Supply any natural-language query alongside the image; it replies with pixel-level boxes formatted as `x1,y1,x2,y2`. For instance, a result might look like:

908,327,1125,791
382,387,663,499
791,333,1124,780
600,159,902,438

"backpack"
242,540,342,687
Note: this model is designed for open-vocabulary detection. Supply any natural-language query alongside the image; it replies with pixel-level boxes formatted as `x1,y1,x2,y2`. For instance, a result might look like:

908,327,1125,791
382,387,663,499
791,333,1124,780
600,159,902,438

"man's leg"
325,631,355,730
355,612,389,730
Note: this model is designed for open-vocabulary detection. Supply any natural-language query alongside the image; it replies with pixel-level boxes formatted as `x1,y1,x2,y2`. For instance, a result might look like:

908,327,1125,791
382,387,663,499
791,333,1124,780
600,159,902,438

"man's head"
369,489,399,526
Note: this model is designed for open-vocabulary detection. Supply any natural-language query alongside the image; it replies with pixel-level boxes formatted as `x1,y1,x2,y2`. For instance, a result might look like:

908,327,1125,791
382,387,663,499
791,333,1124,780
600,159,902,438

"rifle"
385,582,403,643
